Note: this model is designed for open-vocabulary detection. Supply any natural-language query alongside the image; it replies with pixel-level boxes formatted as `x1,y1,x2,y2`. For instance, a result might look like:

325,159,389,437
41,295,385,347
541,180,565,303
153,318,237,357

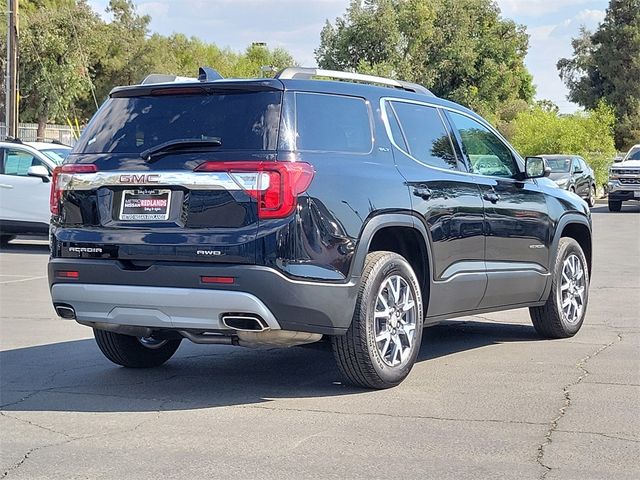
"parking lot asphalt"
1,204,639,480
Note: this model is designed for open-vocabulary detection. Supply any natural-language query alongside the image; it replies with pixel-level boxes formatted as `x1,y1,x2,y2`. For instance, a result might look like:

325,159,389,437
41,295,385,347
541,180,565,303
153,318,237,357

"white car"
0,140,72,243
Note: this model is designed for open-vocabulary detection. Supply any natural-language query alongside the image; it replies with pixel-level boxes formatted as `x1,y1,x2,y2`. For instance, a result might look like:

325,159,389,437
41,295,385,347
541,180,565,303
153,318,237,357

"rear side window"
295,93,372,153
387,101,458,170
1,149,46,176
75,91,283,154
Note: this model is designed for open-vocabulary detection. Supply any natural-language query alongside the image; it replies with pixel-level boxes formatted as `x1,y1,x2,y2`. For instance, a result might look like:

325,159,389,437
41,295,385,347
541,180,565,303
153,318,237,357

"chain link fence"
0,122,78,145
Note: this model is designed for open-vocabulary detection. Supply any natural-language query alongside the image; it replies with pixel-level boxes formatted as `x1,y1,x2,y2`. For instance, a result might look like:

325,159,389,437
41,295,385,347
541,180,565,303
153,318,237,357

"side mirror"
524,156,550,179
573,166,583,174
27,165,51,183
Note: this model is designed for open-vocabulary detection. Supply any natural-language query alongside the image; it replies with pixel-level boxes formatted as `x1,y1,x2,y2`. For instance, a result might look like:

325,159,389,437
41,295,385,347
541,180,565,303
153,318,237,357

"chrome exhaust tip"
221,314,269,332
55,304,76,320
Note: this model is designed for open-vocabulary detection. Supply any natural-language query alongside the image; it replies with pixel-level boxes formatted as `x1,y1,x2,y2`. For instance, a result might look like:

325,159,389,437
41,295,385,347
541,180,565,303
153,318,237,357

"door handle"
0,184,14,189
413,186,432,200
483,192,500,204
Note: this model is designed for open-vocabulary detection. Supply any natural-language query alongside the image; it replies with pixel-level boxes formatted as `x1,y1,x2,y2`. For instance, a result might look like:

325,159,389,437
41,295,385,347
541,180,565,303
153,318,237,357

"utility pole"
5,0,19,139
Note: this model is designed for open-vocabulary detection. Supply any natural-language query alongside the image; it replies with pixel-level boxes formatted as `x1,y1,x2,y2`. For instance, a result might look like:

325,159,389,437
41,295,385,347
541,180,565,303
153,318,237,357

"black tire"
529,238,589,339
332,251,424,389
608,200,622,212
94,329,181,368
0,235,15,245
587,185,596,207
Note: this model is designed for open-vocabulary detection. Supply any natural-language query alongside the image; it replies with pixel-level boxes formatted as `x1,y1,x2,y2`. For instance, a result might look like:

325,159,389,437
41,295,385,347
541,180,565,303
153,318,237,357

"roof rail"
275,67,434,96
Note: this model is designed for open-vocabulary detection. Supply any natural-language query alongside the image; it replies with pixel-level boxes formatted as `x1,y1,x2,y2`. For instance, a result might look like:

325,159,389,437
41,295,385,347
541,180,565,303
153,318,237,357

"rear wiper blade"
140,138,222,161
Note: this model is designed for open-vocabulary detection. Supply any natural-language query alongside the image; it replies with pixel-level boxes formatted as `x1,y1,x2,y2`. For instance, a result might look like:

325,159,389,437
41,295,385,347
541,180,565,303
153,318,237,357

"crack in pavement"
1,403,168,478
237,404,548,427
536,333,623,479
555,429,640,444
0,412,73,439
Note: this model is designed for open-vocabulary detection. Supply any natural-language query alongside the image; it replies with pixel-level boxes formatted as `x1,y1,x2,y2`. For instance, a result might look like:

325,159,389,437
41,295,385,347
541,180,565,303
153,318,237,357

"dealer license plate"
119,189,171,221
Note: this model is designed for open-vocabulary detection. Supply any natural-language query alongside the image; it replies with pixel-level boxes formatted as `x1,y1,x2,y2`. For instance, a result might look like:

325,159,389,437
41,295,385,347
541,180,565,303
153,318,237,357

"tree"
558,0,640,150
17,0,100,138
315,0,535,120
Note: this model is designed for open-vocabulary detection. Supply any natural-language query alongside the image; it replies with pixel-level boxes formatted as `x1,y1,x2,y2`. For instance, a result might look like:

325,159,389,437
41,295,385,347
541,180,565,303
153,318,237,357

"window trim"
446,110,521,180
292,91,375,155
381,98,464,173
380,97,525,179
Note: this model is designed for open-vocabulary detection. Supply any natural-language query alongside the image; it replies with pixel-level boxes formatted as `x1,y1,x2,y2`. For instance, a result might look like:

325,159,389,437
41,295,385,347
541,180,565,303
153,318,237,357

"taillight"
50,164,98,215
194,161,314,219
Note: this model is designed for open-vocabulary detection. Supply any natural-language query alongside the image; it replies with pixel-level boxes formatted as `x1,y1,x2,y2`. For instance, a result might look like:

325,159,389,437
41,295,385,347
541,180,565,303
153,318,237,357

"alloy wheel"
558,254,586,324
373,275,417,367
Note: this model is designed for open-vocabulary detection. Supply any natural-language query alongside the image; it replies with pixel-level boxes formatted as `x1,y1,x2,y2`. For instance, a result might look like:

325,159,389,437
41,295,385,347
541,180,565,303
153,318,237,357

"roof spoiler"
141,67,224,85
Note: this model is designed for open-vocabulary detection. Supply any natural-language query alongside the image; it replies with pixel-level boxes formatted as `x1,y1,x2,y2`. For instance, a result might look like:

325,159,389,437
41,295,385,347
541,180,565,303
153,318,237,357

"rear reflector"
50,164,98,215
201,276,235,284
56,271,80,279
194,161,314,219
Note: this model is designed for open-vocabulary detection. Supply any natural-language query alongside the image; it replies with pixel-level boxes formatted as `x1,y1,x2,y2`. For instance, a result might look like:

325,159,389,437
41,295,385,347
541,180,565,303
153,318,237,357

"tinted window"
295,93,372,153
76,91,282,154
450,112,519,178
41,148,71,164
579,158,589,171
625,147,640,161
388,101,458,170
1,149,45,176
545,157,571,172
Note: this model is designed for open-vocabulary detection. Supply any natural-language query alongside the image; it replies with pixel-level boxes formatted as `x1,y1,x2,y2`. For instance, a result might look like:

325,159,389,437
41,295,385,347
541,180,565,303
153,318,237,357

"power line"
64,6,99,111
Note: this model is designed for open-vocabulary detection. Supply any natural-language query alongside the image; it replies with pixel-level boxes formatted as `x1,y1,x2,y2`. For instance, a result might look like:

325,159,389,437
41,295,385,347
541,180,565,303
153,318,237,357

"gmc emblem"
119,174,160,184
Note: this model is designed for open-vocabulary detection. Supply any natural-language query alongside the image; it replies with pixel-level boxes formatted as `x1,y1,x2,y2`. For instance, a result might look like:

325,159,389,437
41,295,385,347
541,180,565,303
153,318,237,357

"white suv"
0,140,72,243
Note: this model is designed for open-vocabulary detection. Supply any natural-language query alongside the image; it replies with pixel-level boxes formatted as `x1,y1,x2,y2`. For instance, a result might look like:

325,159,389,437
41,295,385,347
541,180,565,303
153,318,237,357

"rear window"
76,91,282,154
295,93,372,153
41,148,70,164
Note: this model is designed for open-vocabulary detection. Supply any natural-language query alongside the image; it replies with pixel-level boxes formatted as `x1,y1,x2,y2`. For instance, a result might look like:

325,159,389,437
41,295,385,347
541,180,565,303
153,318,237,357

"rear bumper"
48,259,358,335
51,283,281,331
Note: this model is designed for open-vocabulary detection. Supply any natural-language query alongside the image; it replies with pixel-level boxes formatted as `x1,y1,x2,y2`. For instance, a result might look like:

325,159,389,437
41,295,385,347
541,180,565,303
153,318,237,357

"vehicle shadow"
0,239,49,255
591,204,640,214
0,320,540,413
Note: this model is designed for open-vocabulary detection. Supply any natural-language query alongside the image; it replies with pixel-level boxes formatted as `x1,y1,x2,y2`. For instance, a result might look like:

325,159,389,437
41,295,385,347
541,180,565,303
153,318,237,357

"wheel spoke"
375,329,391,343
401,299,415,312
379,336,391,359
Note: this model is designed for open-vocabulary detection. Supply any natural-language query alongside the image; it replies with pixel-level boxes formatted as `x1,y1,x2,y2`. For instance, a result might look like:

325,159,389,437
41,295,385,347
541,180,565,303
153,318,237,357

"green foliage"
558,0,640,150
315,0,535,119
17,0,100,134
509,102,617,186
2,0,297,129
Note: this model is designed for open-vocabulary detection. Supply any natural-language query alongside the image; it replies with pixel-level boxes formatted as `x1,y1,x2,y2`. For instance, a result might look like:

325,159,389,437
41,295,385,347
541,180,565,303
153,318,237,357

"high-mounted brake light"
50,164,98,215
194,161,314,219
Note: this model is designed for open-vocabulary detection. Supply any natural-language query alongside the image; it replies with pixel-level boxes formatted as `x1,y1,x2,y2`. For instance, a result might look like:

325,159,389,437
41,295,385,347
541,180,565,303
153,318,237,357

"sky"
87,0,610,113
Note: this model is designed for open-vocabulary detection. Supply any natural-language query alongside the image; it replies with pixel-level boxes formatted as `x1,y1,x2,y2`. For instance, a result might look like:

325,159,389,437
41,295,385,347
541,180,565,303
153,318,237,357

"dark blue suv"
48,67,592,388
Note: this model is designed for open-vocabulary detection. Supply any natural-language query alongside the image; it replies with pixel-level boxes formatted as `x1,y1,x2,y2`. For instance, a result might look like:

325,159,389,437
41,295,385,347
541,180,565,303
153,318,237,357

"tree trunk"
36,100,49,141
36,117,47,141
